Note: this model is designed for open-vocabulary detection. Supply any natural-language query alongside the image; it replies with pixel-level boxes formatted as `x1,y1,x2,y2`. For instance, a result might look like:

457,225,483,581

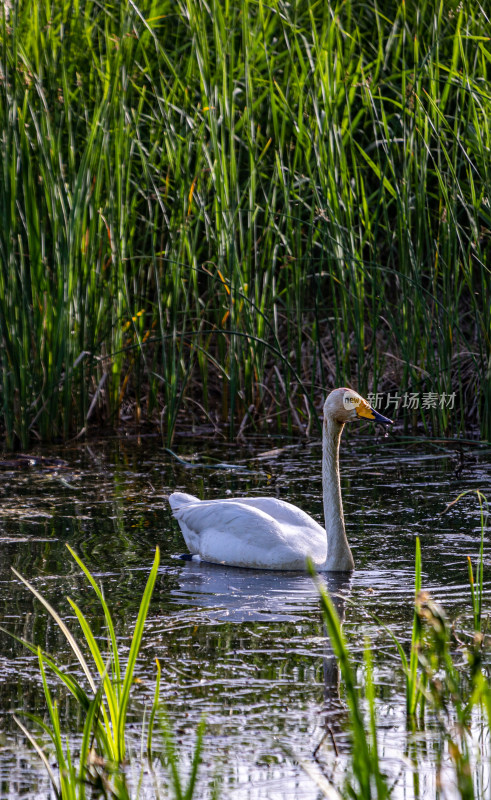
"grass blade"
10,568,97,693
117,546,160,760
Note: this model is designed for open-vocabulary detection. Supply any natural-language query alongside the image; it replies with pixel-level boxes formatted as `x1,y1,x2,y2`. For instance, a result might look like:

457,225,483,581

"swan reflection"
169,559,352,624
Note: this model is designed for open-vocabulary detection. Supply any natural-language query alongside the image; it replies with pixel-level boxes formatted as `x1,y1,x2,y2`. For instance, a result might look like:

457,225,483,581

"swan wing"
172,499,326,570
220,496,325,533
168,492,323,532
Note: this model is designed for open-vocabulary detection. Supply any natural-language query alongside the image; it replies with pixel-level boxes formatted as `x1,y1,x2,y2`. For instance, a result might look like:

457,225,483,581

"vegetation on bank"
0,0,489,448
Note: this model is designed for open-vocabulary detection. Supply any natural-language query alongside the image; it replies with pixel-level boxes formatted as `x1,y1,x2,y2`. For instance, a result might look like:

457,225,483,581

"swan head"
324,388,393,426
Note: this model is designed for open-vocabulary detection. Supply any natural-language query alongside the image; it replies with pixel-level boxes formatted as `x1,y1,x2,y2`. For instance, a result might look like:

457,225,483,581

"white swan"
169,388,393,571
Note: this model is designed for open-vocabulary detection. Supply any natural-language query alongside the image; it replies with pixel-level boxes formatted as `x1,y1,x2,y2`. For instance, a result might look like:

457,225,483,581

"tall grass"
8,545,207,799
318,577,491,800
313,498,490,799
444,489,489,635
0,0,489,447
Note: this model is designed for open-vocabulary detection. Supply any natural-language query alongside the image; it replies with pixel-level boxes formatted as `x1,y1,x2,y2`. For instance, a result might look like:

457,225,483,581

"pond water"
0,430,490,799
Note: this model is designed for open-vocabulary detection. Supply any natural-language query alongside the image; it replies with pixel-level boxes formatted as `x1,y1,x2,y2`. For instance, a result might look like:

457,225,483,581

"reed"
313,495,489,798
0,0,489,447
443,490,489,636
316,578,390,799
7,546,206,799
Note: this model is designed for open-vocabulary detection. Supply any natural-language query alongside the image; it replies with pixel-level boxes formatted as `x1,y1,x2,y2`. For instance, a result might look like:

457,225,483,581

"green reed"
7,546,205,799
0,0,489,447
316,578,390,800
316,582,485,799
443,490,489,636
313,495,489,799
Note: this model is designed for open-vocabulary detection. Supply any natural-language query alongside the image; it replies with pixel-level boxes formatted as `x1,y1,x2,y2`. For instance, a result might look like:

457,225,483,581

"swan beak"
356,402,393,425
371,408,394,425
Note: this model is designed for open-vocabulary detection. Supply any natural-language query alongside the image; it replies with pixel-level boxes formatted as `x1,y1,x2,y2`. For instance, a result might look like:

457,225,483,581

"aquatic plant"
0,0,489,447
443,489,489,636
312,493,490,799
8,546,206,799
315,582,390,800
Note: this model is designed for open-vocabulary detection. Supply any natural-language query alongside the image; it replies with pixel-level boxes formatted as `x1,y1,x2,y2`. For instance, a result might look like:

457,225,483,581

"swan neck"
322,417,354,571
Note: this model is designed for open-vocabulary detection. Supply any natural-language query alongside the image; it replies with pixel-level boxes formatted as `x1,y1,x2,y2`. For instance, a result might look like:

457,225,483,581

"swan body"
169,388,392,571
169,494,327,570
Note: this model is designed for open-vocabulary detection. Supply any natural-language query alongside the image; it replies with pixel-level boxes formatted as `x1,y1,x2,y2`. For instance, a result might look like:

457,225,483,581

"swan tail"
168,492,200,512
169,493,201,556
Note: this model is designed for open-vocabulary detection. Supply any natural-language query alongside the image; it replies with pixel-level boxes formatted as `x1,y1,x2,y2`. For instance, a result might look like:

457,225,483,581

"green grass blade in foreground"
117,545,160,760
467,557,478,633
342,599,429,726
309,560,389,798
147,657,162,760
66,596,119,755
37,647,75,800
154,709,207,800
408,537,422,716
443,491,488,635
476,491,487,634
13,714,61,800
79,683,106,800
0,626,90,709
184,716,206,800
13,547,163,786
147,654,208,800
160,709,183,800
66,543,122,693
10,567,97,693
364,640,387,800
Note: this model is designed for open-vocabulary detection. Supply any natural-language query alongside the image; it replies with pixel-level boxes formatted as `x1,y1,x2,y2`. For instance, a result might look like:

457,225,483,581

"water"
0,432,489,798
